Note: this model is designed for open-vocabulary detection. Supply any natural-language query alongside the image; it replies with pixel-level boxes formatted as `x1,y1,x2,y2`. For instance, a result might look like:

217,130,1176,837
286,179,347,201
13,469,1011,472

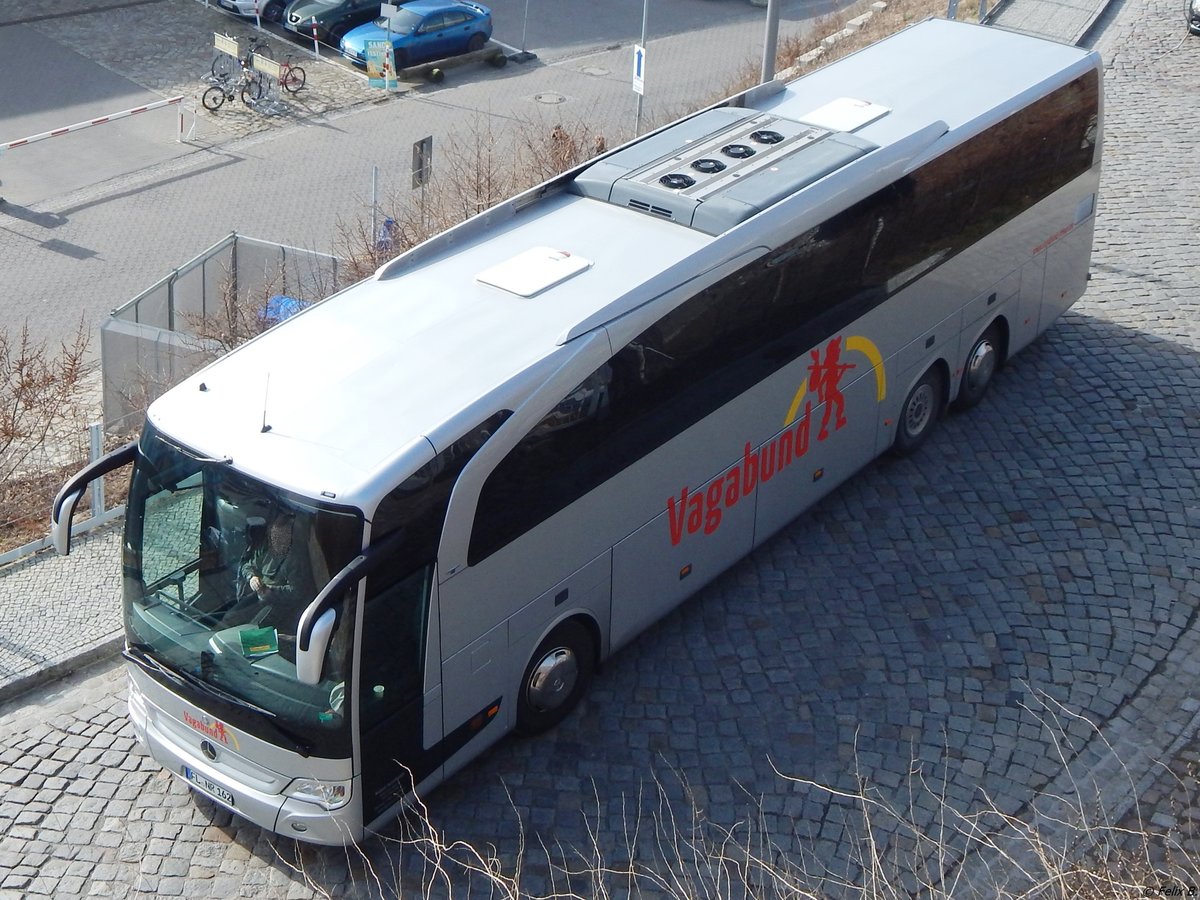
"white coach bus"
53,18,1102,844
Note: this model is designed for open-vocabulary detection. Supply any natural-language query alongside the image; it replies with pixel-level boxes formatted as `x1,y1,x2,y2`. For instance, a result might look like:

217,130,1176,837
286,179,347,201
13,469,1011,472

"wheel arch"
923,355,953,412
569,611,604,671
530,611,602,670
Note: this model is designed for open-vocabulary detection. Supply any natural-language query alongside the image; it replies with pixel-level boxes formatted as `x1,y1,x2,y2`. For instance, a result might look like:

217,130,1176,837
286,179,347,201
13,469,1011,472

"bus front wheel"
892,366,944,457
516,620,594,736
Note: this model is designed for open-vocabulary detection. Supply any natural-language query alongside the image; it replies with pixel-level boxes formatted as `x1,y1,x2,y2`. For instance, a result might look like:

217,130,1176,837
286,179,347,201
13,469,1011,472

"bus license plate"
183,766,235,807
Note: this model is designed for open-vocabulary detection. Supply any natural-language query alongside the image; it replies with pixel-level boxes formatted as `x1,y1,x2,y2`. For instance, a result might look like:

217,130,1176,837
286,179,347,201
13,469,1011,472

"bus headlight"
284,778,352,810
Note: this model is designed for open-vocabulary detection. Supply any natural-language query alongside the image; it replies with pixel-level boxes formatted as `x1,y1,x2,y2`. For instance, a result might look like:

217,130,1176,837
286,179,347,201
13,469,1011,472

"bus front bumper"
127,676,363,846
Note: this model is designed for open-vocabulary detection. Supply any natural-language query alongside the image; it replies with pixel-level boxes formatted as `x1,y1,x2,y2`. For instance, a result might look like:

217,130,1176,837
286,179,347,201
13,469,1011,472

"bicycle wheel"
281,65,306,93
211,54,235,79
202,86,226,111
241,75,263,104
251,42,274,62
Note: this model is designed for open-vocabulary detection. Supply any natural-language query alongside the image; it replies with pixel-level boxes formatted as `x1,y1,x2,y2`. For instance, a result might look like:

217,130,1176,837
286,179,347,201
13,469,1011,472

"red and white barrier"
0,96,187,151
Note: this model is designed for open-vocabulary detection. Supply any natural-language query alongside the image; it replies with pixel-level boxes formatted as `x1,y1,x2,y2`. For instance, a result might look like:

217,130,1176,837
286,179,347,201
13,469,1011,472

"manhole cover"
579,66,609,77
534,92,567,104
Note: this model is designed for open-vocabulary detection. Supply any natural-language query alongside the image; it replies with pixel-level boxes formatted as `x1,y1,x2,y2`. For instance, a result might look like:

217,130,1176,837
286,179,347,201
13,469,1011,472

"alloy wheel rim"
527,647,578,712
966,340,996,395
905,384,934,436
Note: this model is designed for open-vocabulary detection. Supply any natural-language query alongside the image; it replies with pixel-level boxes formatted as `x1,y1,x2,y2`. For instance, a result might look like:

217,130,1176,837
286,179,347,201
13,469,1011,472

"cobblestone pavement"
4,0,1200,897
0,528,123,706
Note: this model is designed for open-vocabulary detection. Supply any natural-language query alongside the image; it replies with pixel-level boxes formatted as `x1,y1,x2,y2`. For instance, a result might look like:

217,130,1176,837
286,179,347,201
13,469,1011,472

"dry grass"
267,765,1195,899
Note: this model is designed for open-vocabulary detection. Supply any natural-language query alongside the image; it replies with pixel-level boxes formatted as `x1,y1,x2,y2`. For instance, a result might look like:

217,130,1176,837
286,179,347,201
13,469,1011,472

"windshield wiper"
125,642,188,688
123,644,313,757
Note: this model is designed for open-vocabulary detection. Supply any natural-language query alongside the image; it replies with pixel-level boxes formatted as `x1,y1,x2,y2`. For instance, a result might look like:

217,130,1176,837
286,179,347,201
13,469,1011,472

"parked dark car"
282,0,381,44
339,0,492,68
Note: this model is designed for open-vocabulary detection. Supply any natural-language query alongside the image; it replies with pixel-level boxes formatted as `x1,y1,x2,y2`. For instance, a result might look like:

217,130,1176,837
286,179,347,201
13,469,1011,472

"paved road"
0,24,193,204
3,0,1200,896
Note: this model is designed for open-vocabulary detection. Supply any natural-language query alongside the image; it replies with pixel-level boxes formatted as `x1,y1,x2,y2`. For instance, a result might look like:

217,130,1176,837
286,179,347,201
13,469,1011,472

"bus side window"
466,67,1102,569
361,412,509,728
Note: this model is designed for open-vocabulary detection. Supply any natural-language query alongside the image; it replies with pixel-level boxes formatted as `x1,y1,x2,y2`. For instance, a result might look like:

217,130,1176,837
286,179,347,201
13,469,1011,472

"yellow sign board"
213,33,239,59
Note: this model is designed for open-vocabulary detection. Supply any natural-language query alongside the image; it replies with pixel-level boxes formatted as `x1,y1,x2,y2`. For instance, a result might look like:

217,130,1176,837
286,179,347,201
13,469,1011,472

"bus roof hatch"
476,246,594,298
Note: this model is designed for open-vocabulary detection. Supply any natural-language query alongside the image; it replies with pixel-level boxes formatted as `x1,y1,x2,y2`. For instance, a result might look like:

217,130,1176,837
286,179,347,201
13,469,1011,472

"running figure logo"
808,337,856,441
666,332,888,547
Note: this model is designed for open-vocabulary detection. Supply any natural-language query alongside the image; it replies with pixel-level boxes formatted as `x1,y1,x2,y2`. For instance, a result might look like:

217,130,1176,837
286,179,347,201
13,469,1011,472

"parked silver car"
217,0,287,22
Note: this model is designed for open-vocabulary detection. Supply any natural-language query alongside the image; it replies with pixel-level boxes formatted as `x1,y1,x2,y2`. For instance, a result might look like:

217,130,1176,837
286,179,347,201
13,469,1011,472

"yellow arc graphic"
784,378,809,426
783,335,887,426
845,335,886,403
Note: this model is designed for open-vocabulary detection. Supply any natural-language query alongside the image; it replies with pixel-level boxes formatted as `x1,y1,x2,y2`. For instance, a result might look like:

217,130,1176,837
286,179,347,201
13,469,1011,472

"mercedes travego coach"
53,18,1102,844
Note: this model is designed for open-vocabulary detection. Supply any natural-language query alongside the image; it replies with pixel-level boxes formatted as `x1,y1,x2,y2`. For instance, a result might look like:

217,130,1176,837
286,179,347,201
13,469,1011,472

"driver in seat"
238,510,316,660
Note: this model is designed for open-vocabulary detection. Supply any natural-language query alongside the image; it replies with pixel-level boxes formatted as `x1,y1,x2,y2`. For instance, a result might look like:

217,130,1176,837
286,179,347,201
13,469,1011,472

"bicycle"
237,52,304,103
211,33,273,79
277,54,306,94
202,69,262,111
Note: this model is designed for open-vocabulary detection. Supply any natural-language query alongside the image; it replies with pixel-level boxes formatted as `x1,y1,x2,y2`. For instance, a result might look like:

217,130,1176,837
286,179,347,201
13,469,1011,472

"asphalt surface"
3,0,1200,895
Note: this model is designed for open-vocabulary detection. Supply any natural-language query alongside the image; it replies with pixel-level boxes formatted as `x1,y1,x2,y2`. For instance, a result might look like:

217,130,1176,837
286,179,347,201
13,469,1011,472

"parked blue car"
340,0,493,68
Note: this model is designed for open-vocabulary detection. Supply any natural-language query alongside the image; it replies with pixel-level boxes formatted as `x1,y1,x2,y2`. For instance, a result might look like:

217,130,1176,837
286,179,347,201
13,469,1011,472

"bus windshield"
122,424,363,759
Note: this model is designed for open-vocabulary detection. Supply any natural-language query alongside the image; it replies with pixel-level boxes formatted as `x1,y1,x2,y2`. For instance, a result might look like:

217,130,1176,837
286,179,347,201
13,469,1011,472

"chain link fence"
101,232,344,436
0,235,342,562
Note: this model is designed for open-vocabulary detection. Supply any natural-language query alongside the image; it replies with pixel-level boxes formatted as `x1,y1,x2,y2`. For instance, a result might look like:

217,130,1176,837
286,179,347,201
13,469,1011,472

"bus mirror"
293,529,406,684
51,441,137,556
296,608,337,685
51,489,85,556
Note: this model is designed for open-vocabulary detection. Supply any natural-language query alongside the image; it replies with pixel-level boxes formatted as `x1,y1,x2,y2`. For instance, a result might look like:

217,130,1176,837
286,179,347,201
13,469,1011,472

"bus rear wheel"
892,366,944,456
516,620,594,736
955,325,1001,411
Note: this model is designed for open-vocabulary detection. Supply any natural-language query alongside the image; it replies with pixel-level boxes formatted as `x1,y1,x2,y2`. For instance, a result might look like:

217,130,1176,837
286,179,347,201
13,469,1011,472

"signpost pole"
760,0,780,83
513,0,536,62
633,0,647,134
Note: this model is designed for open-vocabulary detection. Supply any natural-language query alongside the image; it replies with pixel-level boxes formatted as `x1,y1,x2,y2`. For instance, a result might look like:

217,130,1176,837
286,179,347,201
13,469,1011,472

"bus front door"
357,564,443,827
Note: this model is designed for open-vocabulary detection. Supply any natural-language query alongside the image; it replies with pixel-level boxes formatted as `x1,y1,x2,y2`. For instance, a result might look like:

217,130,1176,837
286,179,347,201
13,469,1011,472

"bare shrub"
183,264,280,359
0,321,94,550
335,118,617,278
779,0,982,79
180,252,338,362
